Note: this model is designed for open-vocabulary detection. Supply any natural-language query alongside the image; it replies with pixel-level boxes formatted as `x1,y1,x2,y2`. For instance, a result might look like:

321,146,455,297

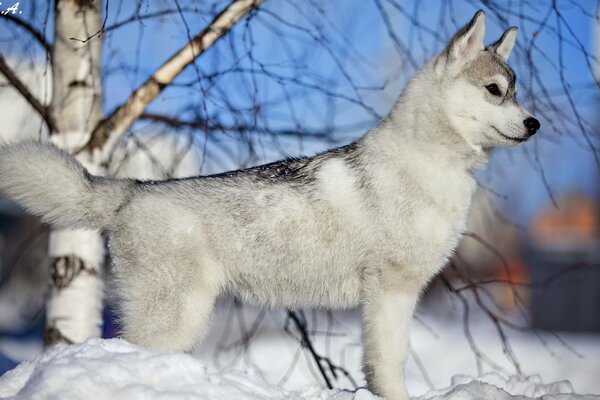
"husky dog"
0,11,538,400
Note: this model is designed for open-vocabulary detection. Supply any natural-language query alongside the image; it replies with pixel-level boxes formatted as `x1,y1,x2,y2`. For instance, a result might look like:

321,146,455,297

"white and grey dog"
0,11,538,400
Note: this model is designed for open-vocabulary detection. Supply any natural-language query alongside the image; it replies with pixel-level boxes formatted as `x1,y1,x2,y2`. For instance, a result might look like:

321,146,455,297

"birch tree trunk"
45,0,105,346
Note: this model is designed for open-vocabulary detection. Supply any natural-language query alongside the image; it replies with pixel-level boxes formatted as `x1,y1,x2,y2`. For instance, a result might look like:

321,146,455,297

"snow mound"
0,339,355,400
415,374,598,400
0,339,596,400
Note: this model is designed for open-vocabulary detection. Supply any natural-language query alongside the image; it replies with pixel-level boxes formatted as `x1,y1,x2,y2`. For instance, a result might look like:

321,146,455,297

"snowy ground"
191,297,600,397
1,294,600,399
0,338,597,400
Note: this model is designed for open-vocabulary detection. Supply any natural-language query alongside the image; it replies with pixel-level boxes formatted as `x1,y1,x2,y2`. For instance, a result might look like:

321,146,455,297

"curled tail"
0,141,133,229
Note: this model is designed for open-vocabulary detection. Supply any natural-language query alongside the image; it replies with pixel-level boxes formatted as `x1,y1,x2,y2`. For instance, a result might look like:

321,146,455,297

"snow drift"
0,339,597,400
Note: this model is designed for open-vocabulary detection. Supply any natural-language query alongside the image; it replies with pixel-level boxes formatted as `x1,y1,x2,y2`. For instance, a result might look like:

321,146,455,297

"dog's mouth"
491,126,527,143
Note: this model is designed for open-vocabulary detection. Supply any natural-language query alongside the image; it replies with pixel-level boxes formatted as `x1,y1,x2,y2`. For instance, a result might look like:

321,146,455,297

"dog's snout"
524,117,540,136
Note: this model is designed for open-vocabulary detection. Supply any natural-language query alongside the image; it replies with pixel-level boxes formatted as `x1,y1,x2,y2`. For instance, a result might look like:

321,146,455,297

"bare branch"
86,0,264,154
103,7,210,35
0,13,52,55
139,112,373,140
285,310,358,390
287,310,333,389
0,54,56,133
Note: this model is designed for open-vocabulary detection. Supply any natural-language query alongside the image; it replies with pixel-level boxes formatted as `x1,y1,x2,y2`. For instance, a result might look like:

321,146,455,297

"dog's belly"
231,271,362,310
223,238,365,310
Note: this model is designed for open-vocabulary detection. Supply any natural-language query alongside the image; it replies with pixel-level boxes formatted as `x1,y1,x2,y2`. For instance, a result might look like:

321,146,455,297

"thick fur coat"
0,11,539,400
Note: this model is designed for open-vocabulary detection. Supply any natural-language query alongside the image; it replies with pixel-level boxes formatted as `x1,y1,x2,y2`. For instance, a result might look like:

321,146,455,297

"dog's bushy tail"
0,141,133,229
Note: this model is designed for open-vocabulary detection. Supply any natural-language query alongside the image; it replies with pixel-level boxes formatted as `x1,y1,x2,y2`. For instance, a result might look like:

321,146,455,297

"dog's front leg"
361,275,420,400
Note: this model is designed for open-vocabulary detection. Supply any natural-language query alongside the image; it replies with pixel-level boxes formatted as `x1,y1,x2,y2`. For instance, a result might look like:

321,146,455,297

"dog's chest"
377,166,476,270
411,187,472,264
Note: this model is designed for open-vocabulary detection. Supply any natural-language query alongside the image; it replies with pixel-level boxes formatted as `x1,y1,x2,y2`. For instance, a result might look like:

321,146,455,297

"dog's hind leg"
112,247,220,352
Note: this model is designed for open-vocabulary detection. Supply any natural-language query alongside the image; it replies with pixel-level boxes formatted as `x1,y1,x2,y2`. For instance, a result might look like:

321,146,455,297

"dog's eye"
485,84,501,97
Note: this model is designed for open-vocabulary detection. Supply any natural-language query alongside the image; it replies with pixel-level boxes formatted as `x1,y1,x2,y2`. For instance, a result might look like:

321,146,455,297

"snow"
0,338,597,400
189,302,600,397
415,374,594,400
0,339,356,400
1,291,600,399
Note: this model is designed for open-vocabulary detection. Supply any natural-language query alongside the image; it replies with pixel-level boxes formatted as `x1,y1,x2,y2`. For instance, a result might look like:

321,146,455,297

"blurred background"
0,0,599,397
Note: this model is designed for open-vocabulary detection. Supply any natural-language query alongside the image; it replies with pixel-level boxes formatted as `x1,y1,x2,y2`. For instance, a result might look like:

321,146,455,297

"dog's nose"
523,117,540,136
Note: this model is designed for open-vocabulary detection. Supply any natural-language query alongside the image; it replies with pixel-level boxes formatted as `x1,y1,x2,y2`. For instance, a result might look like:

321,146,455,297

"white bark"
46,0,105,346
46,229,104,343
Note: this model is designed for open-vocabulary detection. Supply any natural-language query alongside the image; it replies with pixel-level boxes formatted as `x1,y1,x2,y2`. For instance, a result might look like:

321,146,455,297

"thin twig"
0,13,52,55
0,54,56,133
86,0,265,154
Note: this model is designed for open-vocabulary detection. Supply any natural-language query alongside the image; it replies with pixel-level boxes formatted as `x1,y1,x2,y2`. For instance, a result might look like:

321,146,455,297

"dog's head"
434,11,539,148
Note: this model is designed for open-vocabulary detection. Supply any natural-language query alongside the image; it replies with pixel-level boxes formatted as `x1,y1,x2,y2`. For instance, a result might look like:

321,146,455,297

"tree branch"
0,55,56,133
287,311,333,389
0,14,52,55
139,112,372,139
86,0,264,154
103,7,210,35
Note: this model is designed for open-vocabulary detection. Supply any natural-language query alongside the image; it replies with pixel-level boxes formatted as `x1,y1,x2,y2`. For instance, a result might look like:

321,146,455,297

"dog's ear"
489,27,518,62
441,10,485,73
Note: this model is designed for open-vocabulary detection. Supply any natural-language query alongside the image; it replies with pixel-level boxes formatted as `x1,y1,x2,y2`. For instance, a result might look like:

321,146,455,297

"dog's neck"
363,63,489,172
